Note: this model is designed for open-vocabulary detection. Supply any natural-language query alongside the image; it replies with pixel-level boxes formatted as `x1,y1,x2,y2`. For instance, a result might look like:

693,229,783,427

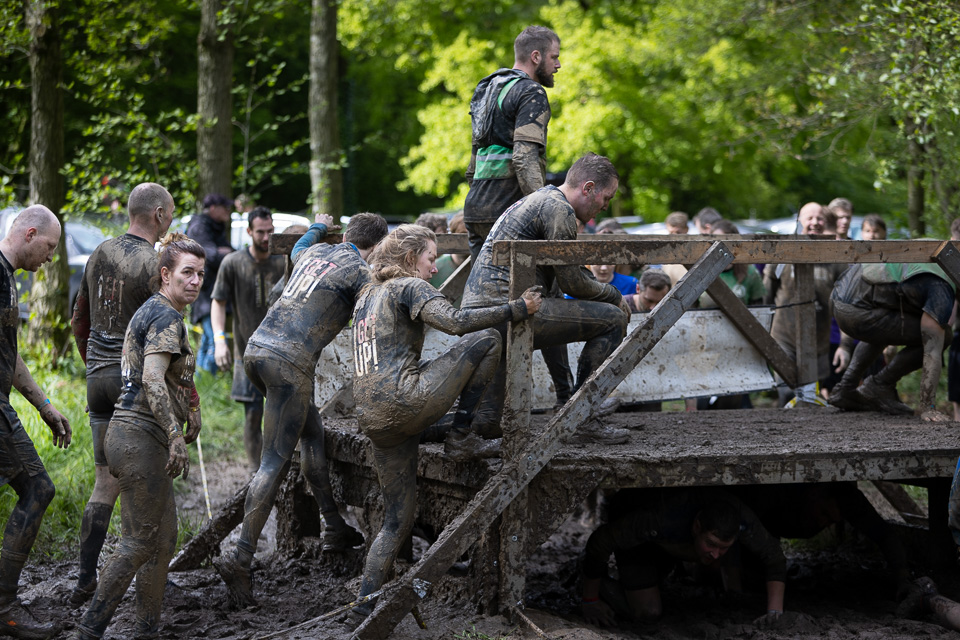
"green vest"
862,262,956,293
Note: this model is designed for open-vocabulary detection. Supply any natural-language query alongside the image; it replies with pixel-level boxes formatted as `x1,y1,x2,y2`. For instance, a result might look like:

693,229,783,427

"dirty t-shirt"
248,242,368,379
832,263,955,327
211,250,285,358
464,73,551,224
113,293,195,444
462,186,622,309
583,488,787,584
79,234,158,373
0,252,18,398
352,276,522,430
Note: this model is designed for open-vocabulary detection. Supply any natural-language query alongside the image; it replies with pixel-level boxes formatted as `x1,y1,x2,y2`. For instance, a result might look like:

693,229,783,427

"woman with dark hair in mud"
350,224,543,618
75,234,204,640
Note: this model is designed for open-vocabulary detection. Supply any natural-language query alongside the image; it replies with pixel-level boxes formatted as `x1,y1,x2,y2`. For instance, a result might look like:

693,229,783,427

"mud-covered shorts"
230,357,264,404
87,365,123,466
0,398,45,486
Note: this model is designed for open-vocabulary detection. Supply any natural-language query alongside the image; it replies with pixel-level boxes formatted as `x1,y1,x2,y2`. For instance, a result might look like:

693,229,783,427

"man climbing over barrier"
453,153,632,456
829,261,954,422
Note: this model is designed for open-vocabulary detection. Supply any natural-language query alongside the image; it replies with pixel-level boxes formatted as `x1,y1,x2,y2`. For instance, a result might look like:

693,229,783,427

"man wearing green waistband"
464,25,561,264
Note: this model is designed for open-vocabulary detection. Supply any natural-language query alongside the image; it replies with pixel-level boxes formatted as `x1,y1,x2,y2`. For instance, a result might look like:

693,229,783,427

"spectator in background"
635,270,671,312
665,211,689,235
234,193,255,215
861,214,887,241
763,203,847,407
211,207,286,471
693,207,722,234
828,197,854,240
186,193,234,373
415,212,449,235
430,212,467,289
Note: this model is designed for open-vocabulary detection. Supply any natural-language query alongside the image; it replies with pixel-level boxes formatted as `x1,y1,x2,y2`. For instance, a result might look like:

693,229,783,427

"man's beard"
535,58,554,88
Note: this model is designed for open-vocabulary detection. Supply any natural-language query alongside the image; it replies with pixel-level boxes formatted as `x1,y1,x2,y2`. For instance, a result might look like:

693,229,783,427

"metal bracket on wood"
350,241,734,640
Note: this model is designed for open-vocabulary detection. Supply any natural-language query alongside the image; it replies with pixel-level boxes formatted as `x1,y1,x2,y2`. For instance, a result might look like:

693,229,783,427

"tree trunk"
197,0,234,199
26,0,70,362
309,0,342,216
907,138,926,237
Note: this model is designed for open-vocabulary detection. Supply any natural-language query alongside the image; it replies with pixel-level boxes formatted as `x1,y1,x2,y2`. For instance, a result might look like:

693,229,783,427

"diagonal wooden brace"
351,241,734,640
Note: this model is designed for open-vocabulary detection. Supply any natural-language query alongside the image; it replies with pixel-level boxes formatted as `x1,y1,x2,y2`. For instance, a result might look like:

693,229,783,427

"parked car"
0,207,109,319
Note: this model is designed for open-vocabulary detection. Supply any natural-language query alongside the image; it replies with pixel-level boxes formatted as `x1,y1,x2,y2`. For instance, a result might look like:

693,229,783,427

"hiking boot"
444,432,501,463
322,525,364,552
828,385,868,412
565,419,631,445
213,554,257,608
859,376,914,415
68,580,96,607
0,598,60,639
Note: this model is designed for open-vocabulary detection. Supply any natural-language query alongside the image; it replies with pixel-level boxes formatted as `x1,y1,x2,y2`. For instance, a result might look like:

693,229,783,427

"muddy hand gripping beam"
351,241,734,640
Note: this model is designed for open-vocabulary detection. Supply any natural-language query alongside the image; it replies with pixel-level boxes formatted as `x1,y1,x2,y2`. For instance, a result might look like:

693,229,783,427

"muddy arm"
418,296,526,336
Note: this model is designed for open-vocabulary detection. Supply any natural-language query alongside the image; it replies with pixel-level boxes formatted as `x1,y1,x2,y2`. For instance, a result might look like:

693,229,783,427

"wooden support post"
437,255,471,307
351,241,733,640
499,249,536,617
702,278,798,389
793,264,818,391
934,241,960,290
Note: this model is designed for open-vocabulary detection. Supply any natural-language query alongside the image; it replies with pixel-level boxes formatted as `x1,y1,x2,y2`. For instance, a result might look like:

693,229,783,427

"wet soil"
15,440,960,639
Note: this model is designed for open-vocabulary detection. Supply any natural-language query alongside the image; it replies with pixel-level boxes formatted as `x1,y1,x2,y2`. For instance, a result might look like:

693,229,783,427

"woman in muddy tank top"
350,224,542,617
76,234,203,640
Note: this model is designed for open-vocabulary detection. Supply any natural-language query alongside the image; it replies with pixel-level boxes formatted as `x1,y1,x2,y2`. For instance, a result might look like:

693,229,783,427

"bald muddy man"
458,153,631,452
763,202,848,406
70,183,178,607
215,213,389,607
829,262,955,422
0,205,72,638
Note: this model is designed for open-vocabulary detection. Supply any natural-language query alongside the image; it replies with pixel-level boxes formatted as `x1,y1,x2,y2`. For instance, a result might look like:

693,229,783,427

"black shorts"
87,365,122,466
614,542,679,591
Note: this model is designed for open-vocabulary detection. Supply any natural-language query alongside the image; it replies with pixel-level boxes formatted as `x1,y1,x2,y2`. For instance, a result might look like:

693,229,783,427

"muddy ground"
16,455,960,639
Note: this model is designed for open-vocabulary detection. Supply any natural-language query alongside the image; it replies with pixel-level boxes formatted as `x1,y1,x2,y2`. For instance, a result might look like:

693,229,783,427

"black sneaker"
859,376,914,415
444,432,501,462
828,385,868,412
0,598,60,640
321,525,364,552
213,554,257,608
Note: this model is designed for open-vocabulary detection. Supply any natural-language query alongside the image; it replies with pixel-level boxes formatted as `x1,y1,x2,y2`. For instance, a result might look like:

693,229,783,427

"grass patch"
0,334,244,560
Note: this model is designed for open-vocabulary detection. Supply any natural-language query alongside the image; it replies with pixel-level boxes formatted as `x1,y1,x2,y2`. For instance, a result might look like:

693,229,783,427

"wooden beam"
491,239,947,267
269,231,341,255
499,250,536,616
436,233,469,255
351,241,733,640
794,264,818,387
702,278,798,388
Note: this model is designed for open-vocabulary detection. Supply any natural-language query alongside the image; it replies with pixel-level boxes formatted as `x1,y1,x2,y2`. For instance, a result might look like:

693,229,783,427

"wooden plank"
872,480,928,527
794,264,818,387
352,241,733,640
437,255,471,306
499,250,536,616
269,231,342,255
168,482,248,573
436,233,469,255
491,239,947,267
702,278,798,388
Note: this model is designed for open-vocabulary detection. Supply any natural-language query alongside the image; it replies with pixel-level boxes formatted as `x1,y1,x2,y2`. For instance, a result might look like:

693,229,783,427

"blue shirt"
565,271,637,299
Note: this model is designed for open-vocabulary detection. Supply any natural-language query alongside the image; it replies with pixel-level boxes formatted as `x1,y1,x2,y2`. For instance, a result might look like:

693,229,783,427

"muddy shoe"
0,598,60,640
828,385,868,412
859,376,913,415
566,419,630,445
592,397,621,418
213,554,257,608
68,580,96,607
444,432,501,463
322,525,364,552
